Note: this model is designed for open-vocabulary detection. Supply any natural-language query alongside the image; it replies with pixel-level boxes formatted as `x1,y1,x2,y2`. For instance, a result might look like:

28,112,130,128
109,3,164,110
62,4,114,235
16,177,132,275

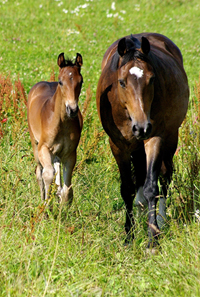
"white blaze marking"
129,66,143,78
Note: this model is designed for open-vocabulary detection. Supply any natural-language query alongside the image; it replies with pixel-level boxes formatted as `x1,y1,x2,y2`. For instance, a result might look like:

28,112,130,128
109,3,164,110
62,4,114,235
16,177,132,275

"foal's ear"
75,53,83,68
118,38,127,57
57,52,66,68
141,37,150,55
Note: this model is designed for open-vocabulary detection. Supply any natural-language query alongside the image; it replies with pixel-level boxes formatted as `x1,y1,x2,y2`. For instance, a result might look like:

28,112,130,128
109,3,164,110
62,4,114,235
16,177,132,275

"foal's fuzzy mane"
110,36,151,71
64,58,76,67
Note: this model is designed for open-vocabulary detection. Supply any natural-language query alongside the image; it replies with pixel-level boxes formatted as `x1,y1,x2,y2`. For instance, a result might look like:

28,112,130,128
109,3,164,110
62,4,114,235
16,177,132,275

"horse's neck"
52,87,69,123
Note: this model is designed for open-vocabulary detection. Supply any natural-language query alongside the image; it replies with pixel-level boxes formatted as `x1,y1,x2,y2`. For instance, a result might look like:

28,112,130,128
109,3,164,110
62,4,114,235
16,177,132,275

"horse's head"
116,36,155,140
57,52,83,118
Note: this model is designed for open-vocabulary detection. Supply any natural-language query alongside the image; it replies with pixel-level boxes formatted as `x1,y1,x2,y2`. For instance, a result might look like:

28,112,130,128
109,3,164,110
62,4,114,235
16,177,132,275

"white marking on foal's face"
129,66,143,78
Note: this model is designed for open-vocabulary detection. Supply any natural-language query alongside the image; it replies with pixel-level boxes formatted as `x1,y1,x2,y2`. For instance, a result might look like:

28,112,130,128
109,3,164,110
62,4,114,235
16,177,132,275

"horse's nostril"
145,123,152,136
132,122,152,140
132,125,137,133
66,105,79,118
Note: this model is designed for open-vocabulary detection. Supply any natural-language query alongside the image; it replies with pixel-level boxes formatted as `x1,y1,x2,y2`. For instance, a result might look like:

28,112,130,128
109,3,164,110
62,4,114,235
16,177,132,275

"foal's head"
57,52,83,118
115,36,155,140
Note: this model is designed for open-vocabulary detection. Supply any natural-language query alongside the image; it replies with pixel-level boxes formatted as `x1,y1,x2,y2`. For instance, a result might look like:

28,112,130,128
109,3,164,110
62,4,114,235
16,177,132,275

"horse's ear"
57,52,66,68
141,37,150,55
75,53,83,68
118,38,127,57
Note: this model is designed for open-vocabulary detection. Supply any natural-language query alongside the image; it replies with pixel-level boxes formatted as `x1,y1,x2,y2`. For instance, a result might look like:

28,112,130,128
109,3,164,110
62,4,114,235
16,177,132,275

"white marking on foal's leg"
135,186,148,215
157,197,167,229
53,157,61,197
129,66,144,78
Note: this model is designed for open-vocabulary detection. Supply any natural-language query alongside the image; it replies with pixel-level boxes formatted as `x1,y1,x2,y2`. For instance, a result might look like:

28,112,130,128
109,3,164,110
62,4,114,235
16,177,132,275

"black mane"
110,36,152,71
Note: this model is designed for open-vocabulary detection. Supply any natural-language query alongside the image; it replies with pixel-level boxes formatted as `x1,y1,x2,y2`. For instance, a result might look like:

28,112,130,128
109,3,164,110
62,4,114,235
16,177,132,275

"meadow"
0,0,200,296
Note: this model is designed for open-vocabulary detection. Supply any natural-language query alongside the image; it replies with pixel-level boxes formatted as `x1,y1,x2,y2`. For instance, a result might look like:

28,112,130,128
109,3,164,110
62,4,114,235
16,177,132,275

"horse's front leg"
109,139,135,243
38,144,54,201
61,150,76,206
143,136,163,248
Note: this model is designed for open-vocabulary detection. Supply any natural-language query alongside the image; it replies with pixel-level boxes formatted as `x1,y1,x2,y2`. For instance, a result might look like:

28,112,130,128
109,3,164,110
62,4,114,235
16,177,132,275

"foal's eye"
58,80,63,86
119,79,126,89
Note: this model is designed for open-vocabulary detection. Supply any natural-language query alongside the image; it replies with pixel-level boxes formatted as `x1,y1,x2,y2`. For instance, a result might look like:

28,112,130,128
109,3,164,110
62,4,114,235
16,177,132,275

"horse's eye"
119,79,126,89
58,80,63,86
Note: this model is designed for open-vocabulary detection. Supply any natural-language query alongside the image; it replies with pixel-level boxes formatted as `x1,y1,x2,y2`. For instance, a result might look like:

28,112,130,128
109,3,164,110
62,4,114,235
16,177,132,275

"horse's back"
28,81,57,107
101,33,183,71
27,81,58,143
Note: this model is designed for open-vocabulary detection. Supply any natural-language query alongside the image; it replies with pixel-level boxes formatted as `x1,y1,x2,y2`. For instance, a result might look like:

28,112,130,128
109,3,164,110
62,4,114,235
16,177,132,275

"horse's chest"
50,129,80,159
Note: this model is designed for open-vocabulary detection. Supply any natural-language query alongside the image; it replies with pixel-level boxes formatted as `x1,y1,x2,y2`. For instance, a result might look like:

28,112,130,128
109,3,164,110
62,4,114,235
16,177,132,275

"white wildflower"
81,3,89,8
195,209,200,222
111,2,116,10
135,4,140,11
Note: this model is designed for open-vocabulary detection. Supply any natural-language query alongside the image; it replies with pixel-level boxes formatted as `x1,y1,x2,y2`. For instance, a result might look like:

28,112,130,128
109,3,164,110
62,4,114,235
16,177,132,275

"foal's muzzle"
132,122,152,140
66,105,79,118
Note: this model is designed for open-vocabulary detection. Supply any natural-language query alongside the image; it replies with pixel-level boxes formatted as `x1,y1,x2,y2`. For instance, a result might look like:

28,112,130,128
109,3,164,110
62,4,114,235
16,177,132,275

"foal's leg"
109,138,135,243
38,144,54,201
143,136,163,247
36,164,45,201
53,156,62,197
61,151,77,206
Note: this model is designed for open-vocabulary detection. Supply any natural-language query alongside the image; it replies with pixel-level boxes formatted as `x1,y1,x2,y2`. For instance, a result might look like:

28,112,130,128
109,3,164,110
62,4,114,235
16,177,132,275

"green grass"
0,0,200,296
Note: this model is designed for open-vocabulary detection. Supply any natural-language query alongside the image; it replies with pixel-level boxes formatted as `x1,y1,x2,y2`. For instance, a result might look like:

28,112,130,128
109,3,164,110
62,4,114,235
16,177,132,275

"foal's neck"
53,86,71,122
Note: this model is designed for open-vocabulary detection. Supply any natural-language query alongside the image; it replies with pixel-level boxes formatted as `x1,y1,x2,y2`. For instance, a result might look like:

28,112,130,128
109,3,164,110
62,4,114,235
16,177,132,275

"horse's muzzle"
66,105,79,118
132,122,152,140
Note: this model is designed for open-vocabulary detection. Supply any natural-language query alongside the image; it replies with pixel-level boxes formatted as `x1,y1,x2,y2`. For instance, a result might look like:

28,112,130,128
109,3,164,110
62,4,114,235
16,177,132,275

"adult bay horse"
96,33,189,247
28,52,83,206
